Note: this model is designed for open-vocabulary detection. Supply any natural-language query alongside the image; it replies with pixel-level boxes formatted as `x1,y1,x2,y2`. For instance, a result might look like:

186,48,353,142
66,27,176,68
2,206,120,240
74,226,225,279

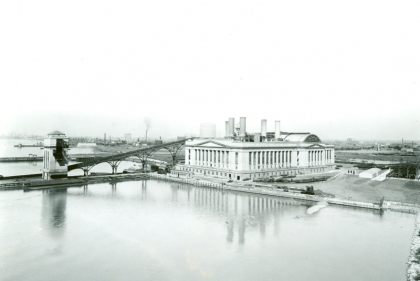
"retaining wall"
148,174,381,210
407,214,420,281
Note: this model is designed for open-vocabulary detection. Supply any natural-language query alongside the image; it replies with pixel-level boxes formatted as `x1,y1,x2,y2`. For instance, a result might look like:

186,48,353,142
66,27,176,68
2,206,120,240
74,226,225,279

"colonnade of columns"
191,149,230,168
249,150,292,170
186,148,334,171
308,149,333,166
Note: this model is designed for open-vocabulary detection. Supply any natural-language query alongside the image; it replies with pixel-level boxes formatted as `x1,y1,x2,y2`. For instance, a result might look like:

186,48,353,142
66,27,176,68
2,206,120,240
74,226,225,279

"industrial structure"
176,117,335,180
42,131,69,179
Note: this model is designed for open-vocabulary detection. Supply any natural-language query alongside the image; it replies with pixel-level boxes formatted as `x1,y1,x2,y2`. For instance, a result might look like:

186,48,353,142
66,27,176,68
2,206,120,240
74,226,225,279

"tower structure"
42,131,69,179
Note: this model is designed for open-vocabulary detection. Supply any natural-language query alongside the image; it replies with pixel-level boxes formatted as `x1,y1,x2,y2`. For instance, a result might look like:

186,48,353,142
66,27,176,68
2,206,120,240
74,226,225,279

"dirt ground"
292,175,420,204
192,167,420,204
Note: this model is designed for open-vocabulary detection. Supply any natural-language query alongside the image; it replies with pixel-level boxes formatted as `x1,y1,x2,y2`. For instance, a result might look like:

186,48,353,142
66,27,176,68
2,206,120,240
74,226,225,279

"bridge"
67,138,193,176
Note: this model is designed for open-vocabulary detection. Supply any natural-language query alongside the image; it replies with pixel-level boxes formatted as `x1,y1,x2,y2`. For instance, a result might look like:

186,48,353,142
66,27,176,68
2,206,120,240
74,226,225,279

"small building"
43,131,69,179
346,167,359,175
359,168,381,179
125,133,132,143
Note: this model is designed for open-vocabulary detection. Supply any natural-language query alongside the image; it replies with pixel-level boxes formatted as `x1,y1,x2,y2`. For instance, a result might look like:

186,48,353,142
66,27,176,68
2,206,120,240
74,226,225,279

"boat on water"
14,142,44,148
123,167,143,173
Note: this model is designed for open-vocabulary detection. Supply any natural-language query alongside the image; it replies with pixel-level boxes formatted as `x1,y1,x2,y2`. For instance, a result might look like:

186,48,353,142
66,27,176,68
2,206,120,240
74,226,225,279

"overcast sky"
1,0,419,140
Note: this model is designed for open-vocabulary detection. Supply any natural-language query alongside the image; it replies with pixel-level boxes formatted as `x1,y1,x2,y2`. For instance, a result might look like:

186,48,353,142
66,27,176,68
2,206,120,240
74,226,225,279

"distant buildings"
125,133,132,143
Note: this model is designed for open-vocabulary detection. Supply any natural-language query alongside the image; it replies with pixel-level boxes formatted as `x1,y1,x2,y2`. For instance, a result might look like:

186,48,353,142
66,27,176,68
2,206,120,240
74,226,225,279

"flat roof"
186,138,334,149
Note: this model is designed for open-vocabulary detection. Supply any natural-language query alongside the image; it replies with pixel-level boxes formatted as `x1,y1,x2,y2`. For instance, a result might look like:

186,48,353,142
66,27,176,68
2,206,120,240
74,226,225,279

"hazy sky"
1,0,419,140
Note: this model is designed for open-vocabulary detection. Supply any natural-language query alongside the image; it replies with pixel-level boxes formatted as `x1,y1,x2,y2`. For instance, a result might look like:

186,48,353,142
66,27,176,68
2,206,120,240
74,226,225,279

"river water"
0,139,138,177
0,138,416,281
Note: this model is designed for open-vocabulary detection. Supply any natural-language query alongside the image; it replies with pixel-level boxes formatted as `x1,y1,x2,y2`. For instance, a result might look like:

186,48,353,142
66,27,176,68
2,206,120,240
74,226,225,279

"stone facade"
177,136,335,181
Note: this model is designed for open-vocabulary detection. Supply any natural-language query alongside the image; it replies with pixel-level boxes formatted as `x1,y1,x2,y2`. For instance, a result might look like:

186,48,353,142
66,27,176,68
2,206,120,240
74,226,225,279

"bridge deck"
67,138,191,171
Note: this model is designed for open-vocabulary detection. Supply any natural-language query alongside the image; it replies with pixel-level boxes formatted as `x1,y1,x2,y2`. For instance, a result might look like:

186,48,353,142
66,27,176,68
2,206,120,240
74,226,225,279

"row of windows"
178,167,329,177
248,150,292,166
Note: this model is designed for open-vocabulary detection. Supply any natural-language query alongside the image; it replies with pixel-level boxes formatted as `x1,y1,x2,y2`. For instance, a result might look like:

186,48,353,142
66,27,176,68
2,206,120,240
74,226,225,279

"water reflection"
41,189,67,256
67,180,382,247
41,189,67,234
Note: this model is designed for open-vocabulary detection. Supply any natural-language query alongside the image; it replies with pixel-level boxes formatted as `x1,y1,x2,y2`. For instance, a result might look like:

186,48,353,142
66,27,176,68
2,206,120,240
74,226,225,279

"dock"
0,157,43,162
13,144,43,148
0,173,150,191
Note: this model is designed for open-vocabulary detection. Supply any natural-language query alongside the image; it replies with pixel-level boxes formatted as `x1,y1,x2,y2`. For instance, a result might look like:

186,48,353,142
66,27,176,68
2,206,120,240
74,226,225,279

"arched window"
304,134,321,143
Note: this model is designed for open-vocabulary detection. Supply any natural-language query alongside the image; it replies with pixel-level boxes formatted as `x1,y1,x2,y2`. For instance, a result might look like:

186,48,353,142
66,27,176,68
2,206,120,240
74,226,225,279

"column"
285,151,288,167
308,151,311,167
280,151,283,168
317,151,320,166
289,151,292,167
221,151,224,168
274,151,277,168
213,150,216,166
311,151,313,166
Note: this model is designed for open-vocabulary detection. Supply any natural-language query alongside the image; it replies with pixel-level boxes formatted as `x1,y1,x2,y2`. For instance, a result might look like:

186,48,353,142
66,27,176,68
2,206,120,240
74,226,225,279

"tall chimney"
261,119,267,137
229,118,235,137
240,117,246,137
254,133,261,143
275,120,281,139
225,121,229,137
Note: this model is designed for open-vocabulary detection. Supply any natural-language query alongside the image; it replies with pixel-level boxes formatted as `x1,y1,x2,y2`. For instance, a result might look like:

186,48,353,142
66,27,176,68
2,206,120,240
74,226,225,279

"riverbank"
407,214,420,281
148,173,382,210
2,170,418,212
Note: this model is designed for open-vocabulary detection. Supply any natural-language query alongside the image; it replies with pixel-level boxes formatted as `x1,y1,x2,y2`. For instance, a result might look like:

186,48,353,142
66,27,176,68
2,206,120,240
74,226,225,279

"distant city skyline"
1,1,419,141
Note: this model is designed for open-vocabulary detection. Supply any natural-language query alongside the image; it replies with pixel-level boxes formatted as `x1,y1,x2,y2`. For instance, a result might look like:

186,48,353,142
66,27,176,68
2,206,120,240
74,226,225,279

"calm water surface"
0,180,415,281
0,138,100,177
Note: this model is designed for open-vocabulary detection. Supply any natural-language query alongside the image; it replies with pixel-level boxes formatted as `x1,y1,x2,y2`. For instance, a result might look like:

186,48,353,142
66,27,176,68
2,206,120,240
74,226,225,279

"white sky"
1,0,419,140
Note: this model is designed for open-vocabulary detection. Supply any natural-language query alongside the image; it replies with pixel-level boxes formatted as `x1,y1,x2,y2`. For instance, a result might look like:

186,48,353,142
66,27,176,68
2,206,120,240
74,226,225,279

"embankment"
407,214,420,281
148,174,381,210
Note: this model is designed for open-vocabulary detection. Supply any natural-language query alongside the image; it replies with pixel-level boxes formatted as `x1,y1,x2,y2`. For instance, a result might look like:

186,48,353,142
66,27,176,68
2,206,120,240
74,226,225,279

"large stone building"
174,117,335,180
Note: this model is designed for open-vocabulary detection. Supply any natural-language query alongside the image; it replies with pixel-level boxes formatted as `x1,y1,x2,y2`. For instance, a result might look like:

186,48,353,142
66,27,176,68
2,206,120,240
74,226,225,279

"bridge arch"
67,138,193,176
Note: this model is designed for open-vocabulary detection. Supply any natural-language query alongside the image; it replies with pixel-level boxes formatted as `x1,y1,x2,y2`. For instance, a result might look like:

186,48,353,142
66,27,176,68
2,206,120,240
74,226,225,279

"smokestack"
240,117,246,137
275,120,280,139
261,119,267,137
229,118,235,137
254,133,261,143
225,121,229,137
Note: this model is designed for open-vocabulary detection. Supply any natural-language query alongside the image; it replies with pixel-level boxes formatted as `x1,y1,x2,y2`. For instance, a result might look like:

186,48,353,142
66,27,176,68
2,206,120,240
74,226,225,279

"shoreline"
149,173,383,210
407,214,420,281
2,171,419,213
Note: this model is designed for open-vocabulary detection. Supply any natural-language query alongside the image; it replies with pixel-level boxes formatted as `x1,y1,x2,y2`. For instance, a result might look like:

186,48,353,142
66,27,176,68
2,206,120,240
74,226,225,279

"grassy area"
336,150,419,163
